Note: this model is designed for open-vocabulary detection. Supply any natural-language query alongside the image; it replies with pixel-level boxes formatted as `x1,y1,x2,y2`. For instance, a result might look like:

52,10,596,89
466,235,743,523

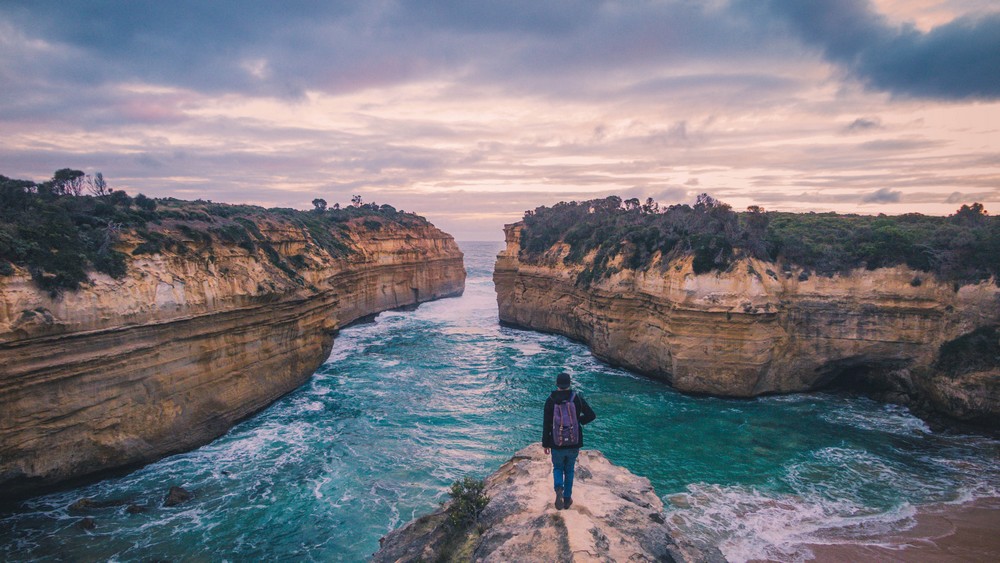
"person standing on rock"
542,372,596,510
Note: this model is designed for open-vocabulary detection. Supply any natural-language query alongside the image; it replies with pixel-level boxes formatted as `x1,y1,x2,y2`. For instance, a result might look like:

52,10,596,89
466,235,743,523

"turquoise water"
2,241,999,562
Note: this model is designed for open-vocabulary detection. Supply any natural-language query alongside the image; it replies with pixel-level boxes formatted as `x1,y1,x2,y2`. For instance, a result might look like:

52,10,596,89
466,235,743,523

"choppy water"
2,241,999,562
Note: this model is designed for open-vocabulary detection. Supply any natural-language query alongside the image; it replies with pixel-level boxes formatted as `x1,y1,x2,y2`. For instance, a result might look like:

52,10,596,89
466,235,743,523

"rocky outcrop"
0,217,464,498
495,223,1000,425
373,443,723,562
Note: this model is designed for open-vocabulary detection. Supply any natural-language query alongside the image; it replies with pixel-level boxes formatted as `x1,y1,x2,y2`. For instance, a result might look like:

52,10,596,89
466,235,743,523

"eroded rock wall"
495,223,1000,424
0,221,465,497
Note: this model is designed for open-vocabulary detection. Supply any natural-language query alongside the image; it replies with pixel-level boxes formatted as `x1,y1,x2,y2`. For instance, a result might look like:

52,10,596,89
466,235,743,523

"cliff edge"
495,222,1000,426
0,205,465,498
373,443,723,563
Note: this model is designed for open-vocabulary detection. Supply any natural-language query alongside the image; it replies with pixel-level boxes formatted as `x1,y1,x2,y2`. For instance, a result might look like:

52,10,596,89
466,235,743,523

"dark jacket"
542,389,596,449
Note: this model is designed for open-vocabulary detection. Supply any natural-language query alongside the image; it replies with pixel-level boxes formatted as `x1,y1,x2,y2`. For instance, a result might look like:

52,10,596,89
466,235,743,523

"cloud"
861,187,903,203
845,117,882,132
1,1,998,241
747,0,1000,99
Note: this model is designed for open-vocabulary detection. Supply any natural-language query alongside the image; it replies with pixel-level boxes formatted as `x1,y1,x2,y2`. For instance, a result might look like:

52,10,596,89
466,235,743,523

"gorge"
1,242,997,562
0,199,465,498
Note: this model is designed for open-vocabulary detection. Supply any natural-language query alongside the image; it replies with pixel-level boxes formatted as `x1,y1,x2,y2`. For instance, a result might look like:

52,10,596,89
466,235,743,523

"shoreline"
804,497,1000,562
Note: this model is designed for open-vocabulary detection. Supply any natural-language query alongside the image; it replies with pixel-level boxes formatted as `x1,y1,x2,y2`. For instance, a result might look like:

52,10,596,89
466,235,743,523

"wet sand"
805,497,1000,562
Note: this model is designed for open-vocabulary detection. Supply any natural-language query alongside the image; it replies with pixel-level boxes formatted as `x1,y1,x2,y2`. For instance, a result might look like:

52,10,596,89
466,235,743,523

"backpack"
552,392,580,447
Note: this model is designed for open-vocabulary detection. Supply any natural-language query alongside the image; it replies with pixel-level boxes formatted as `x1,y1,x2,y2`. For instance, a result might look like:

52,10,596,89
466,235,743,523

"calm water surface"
2,241,998,562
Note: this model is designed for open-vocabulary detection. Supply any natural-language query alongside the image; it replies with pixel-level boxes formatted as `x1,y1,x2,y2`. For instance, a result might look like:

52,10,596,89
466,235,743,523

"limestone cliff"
0,214,465,498
372,443,723,563
495,223,1000,425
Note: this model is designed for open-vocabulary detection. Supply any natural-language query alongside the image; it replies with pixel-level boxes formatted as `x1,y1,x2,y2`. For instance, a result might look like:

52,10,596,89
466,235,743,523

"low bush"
447,477,490,529
1,171,436,293
517,195,1000,287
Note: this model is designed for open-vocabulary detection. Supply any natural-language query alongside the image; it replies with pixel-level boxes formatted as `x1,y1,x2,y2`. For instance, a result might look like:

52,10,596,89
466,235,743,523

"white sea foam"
312,474,333,499
820,400,931,435
667,483,919,563
512,342,544,356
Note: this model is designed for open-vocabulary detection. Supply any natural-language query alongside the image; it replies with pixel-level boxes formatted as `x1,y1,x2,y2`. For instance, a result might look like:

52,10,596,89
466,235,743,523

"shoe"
564,497,573,509
554,487,564,510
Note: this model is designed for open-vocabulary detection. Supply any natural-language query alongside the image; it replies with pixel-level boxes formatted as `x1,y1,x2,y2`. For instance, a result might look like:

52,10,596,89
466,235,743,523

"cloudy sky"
2,1,998,239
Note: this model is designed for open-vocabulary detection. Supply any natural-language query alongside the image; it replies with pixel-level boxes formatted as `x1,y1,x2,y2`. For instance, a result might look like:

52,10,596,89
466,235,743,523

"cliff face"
372,443,723,563
495,223,1000,424
0,218,465,498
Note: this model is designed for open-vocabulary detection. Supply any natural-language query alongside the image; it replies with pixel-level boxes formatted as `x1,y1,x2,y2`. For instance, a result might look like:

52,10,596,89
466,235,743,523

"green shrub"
519,195,1000,287
448,477,490,528
0,170,435,292
447,477,490,529
134,193,157,211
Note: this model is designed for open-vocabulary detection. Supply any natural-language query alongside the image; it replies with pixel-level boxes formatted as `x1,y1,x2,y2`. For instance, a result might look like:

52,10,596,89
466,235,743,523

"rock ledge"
373,444,723,562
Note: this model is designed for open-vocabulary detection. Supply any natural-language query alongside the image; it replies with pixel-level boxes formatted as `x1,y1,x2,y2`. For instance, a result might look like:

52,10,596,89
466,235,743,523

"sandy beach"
805,497,1000,562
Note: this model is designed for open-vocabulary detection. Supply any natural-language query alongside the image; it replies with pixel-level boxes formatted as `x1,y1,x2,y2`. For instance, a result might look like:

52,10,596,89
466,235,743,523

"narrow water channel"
2,241,998,562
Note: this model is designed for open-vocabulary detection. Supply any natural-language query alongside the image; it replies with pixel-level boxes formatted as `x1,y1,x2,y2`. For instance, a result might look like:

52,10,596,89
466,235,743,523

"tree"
351,194,363,207
312,198,327,212
743,205,770,259
953,202,988,226
87,172,111,197
642,197,659,214
52,168,85,196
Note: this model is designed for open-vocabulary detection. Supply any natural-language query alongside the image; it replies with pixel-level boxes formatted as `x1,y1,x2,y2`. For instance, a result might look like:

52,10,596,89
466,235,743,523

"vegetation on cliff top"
1,169,432,294
518,195,1000,287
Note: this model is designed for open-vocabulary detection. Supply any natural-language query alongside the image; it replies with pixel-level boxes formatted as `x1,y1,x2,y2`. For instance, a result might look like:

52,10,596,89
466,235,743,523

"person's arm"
542,397,554,450
576,394,596,425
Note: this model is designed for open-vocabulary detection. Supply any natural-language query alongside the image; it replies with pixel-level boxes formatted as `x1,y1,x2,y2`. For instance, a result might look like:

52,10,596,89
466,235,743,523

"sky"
1,1,999,240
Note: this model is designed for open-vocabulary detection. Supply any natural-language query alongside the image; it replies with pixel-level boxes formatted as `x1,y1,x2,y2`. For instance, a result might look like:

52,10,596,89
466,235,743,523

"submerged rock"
68,497,128,512
163,486,192,507
373,443,723,562
77,517,96,530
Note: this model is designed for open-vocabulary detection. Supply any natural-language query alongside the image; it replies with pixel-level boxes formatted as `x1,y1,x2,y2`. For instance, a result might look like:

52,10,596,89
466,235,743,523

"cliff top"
1,169,439,294
373,443,723,563
514,194,1000,288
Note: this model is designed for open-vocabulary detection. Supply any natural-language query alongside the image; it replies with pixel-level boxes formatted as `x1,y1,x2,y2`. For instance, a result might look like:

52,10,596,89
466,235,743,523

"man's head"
556,372,571,389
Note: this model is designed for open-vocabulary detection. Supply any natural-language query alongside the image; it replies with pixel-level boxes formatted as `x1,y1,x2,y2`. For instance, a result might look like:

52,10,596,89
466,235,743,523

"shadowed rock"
163,486,192,507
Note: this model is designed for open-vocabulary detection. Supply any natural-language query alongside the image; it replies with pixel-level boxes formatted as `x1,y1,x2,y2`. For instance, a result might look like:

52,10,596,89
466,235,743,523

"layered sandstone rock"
372,443,723,563
495,223,1000,425
0,218,464,497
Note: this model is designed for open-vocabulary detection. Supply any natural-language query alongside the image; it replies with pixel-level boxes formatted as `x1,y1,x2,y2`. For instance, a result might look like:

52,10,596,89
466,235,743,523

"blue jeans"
551,448,580,499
